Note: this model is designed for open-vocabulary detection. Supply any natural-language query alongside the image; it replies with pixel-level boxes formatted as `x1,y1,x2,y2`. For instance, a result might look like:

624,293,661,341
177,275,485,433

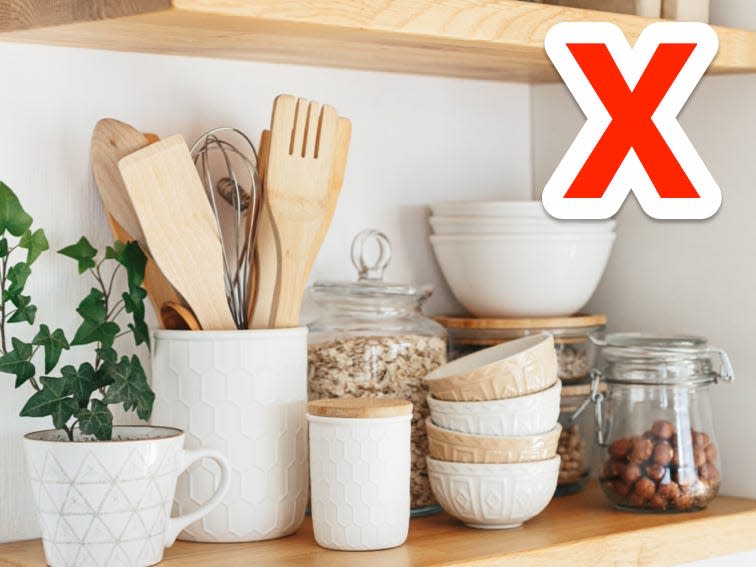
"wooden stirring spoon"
94,126,182,321
118,135,236,330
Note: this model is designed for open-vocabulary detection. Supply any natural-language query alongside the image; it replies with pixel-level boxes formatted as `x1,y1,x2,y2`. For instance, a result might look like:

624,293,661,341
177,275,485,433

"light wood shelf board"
1,483,756,566
0,1,755,82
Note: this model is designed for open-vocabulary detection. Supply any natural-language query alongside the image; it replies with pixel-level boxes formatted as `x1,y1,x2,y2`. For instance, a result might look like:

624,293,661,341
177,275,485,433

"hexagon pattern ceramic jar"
307,398,412,551
151,328,308,542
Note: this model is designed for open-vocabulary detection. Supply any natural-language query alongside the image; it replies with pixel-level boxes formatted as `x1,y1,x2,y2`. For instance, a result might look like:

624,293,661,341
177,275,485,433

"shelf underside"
1,1,755,82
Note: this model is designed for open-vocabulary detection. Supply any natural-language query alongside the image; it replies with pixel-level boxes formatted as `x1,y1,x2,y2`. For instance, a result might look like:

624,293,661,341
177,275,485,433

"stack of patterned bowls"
423,334,562,528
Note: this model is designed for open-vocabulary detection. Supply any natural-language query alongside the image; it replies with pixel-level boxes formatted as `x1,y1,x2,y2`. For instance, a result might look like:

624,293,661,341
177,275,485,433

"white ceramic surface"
430,200,548,218
23,426,229,567
151,328,309,542
429,216,615,234
428,380,561,435
427,456,560,529
308,413,411,551
430,233,615,317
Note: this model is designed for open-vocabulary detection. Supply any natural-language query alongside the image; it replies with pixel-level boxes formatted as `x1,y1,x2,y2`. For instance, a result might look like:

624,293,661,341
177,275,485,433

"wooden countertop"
2,483,756,566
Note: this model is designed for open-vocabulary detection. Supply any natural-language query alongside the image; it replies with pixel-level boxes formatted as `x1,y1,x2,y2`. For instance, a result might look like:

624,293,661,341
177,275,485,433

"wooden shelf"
1,1,755,82
2,483,756,566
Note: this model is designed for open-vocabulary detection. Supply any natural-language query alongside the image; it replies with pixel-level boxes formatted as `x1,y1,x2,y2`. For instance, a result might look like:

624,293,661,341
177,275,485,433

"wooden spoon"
91,119,151,241
160,302,201,330
96,128,182,322
118,135,236,330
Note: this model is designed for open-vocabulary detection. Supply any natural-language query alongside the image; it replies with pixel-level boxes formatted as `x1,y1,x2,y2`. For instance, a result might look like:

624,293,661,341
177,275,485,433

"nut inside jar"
600,420,720,512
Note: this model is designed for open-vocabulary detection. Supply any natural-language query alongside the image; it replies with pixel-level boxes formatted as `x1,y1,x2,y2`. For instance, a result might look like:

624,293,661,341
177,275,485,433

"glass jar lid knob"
351,229,392,281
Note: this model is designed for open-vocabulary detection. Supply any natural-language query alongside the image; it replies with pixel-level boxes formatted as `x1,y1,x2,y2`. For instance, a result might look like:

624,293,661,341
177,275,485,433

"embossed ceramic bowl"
427,380,561,436
426,421,561,464
427,456,560,529
423,334,557,402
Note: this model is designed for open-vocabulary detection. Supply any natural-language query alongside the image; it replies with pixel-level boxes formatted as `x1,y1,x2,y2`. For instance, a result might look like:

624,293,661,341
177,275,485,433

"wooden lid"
434,313,606,330
307,398,413,419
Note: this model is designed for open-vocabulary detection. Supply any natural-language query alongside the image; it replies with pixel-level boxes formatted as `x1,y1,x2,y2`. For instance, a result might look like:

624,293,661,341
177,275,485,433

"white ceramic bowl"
430,233,615,317
429,216,615,235
428,380,561,435
430,201,548,218
427,456,560,529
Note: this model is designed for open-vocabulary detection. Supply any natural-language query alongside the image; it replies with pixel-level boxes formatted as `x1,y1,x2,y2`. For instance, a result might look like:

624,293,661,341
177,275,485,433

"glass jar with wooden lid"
435,314,606,383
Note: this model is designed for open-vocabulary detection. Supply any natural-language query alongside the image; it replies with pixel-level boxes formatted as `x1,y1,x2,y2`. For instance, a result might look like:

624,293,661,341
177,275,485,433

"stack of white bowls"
429,200,616,317
423,334,562,529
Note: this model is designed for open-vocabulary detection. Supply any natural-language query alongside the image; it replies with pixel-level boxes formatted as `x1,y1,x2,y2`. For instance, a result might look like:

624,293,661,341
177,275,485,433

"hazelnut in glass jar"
591,333,733,513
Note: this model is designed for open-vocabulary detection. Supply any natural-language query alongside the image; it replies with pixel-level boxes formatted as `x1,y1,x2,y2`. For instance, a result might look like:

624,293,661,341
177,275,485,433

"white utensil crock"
23,426,230,567
151,328,308,542
307,400,412,551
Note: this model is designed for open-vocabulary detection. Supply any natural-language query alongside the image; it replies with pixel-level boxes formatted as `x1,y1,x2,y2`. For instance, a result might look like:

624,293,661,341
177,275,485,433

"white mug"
151,328,309,542
24,426,230,567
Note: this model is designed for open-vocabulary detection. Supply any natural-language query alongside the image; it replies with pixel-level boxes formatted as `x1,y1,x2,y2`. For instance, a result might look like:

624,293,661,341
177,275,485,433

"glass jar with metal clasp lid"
583,333,734,513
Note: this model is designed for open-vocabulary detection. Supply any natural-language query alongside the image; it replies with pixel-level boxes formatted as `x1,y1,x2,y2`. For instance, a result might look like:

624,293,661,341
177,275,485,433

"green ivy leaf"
96,347,117,365
105,240,126,260
19,228,49,265
76,288,106,324
116,241,146,288
6,262,30,299
58,237,97,274
7,294,37,324
32,325,70,374
60,363,97,407
20,376,77,430
0,238,8,257
71,319,119,348
0,337,35,387
76,399,113,440
101,355,153,421
0,182,33,237
129,355,153,421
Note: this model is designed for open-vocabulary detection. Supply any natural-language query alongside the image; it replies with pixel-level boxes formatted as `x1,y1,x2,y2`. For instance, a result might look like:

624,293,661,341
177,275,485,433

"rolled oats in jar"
307,230,447,514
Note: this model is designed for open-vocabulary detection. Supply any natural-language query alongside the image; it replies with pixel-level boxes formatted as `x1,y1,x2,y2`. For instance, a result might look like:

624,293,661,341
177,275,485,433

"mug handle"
164,448,231,547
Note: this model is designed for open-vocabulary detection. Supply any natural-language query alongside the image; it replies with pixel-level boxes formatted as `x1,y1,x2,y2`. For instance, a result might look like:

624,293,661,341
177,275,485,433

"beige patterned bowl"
427,456,560,529
426,421,561,464
423,334,557,401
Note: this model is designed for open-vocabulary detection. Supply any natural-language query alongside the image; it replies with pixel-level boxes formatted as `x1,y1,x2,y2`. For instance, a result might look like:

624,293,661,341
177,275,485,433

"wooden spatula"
118,135,236,330
249,115,351,329
257,96,347,328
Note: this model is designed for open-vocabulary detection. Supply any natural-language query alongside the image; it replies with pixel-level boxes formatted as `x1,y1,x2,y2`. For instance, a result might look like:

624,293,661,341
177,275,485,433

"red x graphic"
564,42,698,199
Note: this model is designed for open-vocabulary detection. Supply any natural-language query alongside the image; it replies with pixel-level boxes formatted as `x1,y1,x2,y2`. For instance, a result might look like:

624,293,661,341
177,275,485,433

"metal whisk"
190,128,261,329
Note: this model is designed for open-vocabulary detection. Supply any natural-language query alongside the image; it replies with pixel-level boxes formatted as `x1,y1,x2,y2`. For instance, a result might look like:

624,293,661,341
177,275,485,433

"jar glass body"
308,287,447,513
556,391,594,496
595,334,730,513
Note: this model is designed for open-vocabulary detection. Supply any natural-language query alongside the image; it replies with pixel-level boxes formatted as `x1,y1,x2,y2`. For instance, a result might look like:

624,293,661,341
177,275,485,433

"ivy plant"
0,181,153,441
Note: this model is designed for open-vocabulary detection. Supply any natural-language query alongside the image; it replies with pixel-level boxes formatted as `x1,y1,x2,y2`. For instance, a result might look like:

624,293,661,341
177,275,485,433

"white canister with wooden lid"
307,398,413,551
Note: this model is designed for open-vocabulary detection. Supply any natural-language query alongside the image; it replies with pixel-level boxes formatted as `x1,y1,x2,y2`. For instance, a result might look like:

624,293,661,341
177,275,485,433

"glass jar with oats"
307,230,447,516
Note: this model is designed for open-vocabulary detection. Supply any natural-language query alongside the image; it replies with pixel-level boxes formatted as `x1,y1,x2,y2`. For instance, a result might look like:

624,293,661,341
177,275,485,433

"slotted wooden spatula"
262,95,343,328
249,115,351,329
118,135,236,330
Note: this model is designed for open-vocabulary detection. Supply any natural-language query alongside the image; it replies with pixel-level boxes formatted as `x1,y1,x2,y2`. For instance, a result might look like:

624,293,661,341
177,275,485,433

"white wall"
0,43,531,541
531,1,756,502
